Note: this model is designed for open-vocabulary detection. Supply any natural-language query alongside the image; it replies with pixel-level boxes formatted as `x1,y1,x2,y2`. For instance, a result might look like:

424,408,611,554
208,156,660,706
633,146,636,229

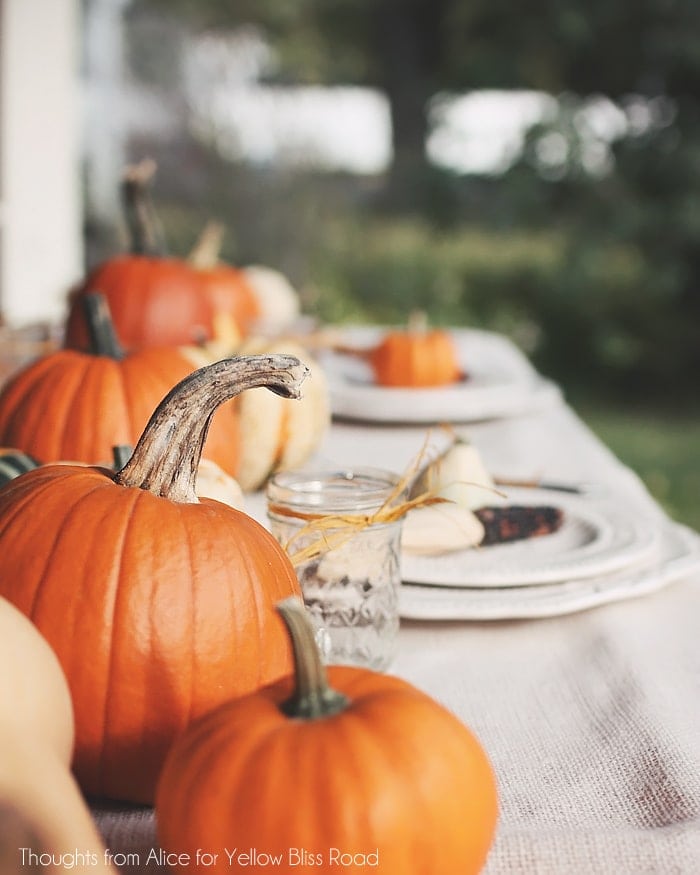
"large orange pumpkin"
64,161,216,351
370,311,462,388
0,294,240,474
0,354,308,804
157,598,498,875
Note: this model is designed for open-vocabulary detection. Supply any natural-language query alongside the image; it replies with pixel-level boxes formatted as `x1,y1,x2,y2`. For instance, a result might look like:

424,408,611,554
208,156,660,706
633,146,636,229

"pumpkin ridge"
117,352,176,445
340,705,429,868
176,501,197,733
97,484,145,792
232,524,266,685
27,477,115,621
157,704,279,853
0,355,91,459
0,353,74,432
0,472,89,589
64,357,128,461
48,356,101,461
20,355,97,460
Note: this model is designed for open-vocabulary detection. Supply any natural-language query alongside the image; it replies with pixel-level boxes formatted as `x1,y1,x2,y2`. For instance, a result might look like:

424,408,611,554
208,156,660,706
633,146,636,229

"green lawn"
571,399,700,532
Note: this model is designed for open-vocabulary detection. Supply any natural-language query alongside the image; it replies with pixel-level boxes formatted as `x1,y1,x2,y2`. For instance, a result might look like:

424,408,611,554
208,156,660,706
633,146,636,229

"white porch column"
0,0,83,325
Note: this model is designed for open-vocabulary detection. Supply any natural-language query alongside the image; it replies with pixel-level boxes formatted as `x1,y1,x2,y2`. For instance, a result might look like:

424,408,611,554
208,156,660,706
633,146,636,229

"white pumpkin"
235,338,331,492
195,459,245,509
413,437,497,510
242,265,300,330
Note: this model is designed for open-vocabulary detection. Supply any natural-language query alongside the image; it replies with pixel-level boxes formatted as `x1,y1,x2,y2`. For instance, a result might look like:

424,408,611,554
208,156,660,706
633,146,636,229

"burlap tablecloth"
94,350,700,874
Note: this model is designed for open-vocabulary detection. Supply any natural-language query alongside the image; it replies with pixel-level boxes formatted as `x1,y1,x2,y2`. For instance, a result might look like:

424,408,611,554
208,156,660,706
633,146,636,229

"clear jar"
267,467,403,672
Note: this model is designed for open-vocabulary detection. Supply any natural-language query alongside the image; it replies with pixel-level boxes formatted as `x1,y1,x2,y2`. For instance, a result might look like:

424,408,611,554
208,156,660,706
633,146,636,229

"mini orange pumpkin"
0,294,241,475
156,598,498,875
0,354,308,804
370,311,462,388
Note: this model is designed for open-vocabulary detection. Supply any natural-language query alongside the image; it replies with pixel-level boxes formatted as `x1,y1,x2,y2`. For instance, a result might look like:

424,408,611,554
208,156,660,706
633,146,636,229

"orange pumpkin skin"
198,263,261,341
0,464,301,804
0,347,241,475
65,256,216,351
370,328,462,388
156,666,497,875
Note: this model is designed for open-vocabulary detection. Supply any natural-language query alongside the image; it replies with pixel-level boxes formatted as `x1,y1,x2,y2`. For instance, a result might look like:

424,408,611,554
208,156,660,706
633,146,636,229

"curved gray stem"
115,354,309,502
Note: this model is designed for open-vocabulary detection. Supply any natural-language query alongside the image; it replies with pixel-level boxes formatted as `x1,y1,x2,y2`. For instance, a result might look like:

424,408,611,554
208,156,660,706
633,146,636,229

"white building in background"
0,0,83,325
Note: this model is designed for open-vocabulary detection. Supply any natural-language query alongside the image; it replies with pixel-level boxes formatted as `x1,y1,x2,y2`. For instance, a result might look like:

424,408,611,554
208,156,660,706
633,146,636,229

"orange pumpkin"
156,598,498,875
0,294,241,475
65,161,216,352
370,312,462,388
0,354,308,804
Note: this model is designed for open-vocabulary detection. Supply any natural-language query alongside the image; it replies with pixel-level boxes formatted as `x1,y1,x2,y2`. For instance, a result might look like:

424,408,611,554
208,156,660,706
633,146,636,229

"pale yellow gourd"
0,597,115,874
235,339,331,491
0,736,116,875
0,596,73,764
195,458,245,509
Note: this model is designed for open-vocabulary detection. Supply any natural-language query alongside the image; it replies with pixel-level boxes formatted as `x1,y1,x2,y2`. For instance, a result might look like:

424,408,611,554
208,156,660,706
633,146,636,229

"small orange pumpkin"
0,354,308,804
156,598,498,875
0,294,241,475
370,311,462,388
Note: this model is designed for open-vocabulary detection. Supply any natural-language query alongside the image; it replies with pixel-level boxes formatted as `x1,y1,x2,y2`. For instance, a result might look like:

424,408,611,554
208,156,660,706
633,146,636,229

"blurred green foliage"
572,399,700,531
125,0,700,405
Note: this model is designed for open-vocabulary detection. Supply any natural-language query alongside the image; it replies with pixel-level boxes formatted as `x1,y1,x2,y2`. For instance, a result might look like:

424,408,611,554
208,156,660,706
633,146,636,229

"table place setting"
5,304,696,875
315,324,563,424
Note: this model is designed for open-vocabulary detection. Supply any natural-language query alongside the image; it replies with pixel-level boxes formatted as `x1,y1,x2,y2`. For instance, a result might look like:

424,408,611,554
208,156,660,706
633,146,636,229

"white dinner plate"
399,523,700,621
400,488,661,588
317,326,561,423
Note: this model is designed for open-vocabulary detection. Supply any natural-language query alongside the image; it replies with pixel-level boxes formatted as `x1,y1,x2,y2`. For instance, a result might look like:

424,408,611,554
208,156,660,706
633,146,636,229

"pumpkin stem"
407,310,428,334
115,354,309,503
189,221,225,269
121,159,166,257
83,293,124,359
276,597,349,720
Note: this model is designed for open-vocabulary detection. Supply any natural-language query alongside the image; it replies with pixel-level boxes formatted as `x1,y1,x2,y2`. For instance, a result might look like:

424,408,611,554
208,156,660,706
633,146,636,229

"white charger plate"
399,523,700,621
318,326,561,423
401,488,661,589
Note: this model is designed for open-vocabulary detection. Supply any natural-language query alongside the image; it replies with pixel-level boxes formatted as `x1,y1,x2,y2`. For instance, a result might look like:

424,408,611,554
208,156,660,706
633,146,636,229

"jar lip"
267,466,402,513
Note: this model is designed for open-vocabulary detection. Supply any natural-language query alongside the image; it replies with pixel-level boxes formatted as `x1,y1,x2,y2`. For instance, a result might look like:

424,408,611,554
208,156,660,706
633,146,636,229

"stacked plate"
301,324,700,621
317,326,561,423
398,487,700,620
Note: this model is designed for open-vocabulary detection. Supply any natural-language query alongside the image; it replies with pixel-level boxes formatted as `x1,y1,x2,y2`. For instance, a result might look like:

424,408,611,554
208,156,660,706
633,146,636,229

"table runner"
94,352,700,873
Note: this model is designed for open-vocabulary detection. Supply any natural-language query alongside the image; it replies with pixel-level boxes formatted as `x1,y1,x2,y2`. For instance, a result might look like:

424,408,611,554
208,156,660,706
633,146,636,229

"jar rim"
267,466,402,514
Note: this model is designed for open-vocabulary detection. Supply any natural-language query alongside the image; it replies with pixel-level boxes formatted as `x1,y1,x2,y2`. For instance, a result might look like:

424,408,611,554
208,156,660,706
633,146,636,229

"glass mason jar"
267,467,403,672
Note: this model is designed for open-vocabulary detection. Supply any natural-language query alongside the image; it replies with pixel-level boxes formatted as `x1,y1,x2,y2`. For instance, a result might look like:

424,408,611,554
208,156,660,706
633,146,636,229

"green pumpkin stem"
407,309,428,334
121,159,166,257
277,597,349,720
115,354,309,503
83,294,124,359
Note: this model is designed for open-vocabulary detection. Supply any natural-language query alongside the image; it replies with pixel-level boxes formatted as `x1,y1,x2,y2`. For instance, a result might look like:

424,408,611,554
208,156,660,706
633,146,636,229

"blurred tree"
139,0,700,211
131,0,700,400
